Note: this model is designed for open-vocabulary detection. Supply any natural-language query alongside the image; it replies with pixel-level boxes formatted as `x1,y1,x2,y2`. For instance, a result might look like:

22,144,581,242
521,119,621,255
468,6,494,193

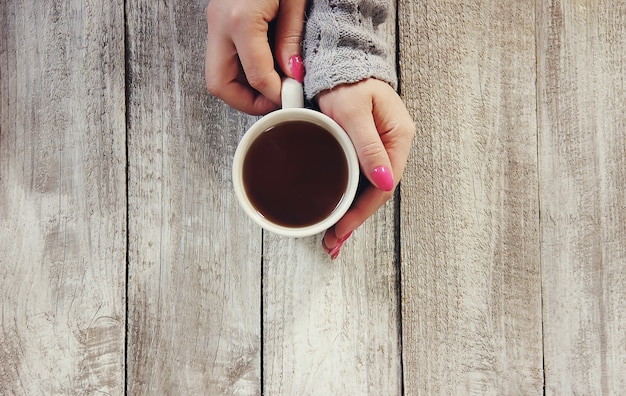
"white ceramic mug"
232,78,359,237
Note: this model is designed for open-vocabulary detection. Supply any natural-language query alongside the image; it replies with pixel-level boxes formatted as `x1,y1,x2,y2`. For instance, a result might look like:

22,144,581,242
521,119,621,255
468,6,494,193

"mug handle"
281,78,304,109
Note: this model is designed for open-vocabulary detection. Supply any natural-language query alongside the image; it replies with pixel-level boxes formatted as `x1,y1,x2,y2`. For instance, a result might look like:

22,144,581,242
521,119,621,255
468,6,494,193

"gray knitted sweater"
303,0,397,99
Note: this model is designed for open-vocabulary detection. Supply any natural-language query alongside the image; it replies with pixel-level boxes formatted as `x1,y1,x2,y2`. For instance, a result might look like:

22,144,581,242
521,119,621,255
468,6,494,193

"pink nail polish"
327,231,352,260
289,55,304,83
329,244,342,260
371,166,394,191
338,231,353,244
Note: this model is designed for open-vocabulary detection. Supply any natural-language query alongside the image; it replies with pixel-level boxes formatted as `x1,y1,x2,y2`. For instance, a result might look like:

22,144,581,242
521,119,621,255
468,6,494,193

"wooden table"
1,1,624,394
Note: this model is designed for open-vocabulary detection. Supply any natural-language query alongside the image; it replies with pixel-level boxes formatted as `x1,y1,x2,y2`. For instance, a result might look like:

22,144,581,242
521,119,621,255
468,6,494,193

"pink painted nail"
288,55,304,83
371,166,394,191
328,231,353,260
337,231,353,244
329,244,342,260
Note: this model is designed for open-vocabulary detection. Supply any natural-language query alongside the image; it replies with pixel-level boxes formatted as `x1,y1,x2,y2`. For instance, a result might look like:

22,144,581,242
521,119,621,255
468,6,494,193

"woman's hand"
318,79,415,259
205,0,307,115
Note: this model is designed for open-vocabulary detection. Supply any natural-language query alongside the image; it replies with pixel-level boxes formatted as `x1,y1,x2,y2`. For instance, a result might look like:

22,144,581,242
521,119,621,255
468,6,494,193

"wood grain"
0,1,126,394
2,0,626,393
262,5,402,395
125,1,262,394
398,0,543,393
538,0,626,393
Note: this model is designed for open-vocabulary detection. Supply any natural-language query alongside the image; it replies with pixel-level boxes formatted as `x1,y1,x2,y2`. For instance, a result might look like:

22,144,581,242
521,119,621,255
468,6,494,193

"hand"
318,79,415,259
205,0,307,115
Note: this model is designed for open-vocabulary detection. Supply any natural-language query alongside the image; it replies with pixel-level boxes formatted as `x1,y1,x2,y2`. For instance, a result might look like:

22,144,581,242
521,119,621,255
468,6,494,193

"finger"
322,185,394,251
232,21,283,106
274,0,307,81
205,32,279,115
322,119,414,252
205,2,281,114
332,103,395,192
205,3,278,115
372,90,416,182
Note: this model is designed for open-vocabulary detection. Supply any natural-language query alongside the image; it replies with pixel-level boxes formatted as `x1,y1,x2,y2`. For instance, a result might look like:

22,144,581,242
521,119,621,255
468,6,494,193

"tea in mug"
242,120,349,227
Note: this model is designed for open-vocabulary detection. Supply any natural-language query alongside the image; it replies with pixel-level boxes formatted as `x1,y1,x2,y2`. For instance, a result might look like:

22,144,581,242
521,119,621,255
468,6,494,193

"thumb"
342,113,395,192
318,82,396,192
321,98,395,192
274,1,307,82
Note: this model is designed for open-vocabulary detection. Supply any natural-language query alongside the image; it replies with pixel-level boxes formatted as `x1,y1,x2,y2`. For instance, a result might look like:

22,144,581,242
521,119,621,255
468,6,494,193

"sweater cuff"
303,46,397,99
302,0,397,99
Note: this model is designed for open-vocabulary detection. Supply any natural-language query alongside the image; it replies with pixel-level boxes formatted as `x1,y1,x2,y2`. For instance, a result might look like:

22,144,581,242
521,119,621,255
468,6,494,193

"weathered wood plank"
538,1,626,393
262,5,402,395
0,1,126,394
398,0,543,393
125,1,262,394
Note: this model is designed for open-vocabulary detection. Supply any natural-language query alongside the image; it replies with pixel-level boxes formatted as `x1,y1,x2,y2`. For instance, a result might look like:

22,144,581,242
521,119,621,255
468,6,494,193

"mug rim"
232,108,359,238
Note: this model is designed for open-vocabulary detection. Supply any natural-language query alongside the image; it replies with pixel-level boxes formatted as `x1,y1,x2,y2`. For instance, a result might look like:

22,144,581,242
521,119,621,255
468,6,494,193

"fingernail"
371,166,394,191
288,55,304,83
329,243,343,260
327,231,353,260
338,231,353,244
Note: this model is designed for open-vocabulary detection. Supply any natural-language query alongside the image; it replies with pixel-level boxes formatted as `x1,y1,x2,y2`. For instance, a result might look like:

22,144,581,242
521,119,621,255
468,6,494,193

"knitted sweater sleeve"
302,0,397,99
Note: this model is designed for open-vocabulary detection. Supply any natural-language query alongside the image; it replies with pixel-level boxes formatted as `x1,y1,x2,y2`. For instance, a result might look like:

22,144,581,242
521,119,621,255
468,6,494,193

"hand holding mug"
205,0,307,115
317,79,415,258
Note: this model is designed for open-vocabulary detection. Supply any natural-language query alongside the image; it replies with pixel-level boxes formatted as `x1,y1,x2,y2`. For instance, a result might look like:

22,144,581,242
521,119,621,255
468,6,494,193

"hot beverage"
232,78,359,237
242,120,349,227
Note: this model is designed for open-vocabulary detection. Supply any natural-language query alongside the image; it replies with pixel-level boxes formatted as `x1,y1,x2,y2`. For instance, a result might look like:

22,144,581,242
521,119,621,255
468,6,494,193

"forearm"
303,0,397,99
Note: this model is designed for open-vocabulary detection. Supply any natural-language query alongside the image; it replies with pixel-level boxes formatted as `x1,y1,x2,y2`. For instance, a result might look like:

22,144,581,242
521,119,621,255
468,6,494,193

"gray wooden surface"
399,0,543,393
1,0,624,394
